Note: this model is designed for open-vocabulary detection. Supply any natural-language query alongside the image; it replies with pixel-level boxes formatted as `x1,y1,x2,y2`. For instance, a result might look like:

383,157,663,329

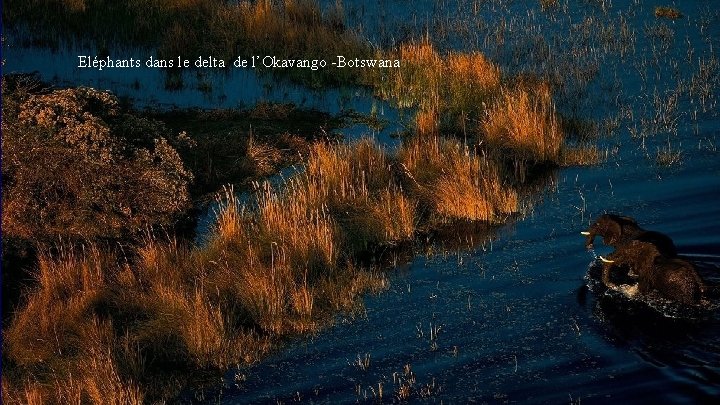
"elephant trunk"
580,230,595,248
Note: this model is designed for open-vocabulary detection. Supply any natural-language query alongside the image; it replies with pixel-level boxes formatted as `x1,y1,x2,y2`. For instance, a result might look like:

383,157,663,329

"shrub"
1,82,193,242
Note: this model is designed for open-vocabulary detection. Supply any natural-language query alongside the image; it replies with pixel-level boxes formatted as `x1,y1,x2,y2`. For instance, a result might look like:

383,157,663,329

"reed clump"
2,249,147,404
558,144,606,166
397,136,518,223
374,41,575,172
374,41,501,136
299,140,416,251
481,82,564,164
539,0,559,11
655,6,683,20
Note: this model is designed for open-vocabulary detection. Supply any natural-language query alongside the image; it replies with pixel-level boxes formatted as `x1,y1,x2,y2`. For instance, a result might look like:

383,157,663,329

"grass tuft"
398,136,518,223
655,6,683,20
481,82,564,164
559,145,606,167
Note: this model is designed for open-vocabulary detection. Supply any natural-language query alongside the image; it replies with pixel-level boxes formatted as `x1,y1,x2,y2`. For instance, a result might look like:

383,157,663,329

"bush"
1,80,193,242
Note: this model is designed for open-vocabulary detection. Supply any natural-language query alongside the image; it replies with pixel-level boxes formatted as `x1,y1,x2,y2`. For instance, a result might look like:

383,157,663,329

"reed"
397,136,518,223
375,41,574,171
481,82,564,163
2,134,522,403
655,6,683,20
297,140,416,251
374,41,501,136
559,144,606,166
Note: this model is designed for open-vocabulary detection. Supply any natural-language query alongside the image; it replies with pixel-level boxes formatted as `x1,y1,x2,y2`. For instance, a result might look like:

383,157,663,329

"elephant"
581,214,677,256
600,240,705,305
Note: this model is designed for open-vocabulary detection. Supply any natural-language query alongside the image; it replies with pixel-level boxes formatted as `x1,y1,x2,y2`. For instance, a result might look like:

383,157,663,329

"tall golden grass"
374,41,571,170
2,136,519,403
375,41,501,136
398,136,518,222
482,82,564,163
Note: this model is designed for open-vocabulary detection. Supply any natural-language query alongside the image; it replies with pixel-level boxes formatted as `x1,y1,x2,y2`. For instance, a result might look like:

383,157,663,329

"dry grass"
482,82,564,163
559,145,606,167
539,0,559,11
397,136,518,223
655,145,683,166
298,140,415,251
374,41,574,172
374,41,501,136
2,249,145,405
655,6,683,20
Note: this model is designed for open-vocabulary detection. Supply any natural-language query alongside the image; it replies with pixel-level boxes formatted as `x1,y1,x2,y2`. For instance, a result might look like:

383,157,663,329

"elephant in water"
600,240,705,305
581,214,677,256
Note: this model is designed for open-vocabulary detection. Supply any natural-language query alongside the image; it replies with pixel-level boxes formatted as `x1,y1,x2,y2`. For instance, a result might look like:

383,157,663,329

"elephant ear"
603,220,622,245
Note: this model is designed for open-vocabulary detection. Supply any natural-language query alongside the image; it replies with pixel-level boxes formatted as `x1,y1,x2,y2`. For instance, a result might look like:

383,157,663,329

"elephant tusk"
580,231,591,236
599,256,615,263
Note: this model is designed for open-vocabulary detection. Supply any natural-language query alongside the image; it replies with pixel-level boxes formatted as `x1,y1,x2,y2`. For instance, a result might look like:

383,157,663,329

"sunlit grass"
374,41,501,136
655,144,683,166
482,82,563,163
3,134,521,403
374,41,577,172
397,136,518,223
559,144,606,167
655,6,683,20
1,1,627,402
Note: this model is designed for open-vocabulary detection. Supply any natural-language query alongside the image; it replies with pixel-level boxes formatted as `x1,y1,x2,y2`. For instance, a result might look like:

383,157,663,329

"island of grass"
655,6,683,20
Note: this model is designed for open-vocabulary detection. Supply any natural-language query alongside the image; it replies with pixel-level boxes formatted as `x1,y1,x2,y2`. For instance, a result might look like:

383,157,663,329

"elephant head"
581,214,640,249
581,214,677,256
